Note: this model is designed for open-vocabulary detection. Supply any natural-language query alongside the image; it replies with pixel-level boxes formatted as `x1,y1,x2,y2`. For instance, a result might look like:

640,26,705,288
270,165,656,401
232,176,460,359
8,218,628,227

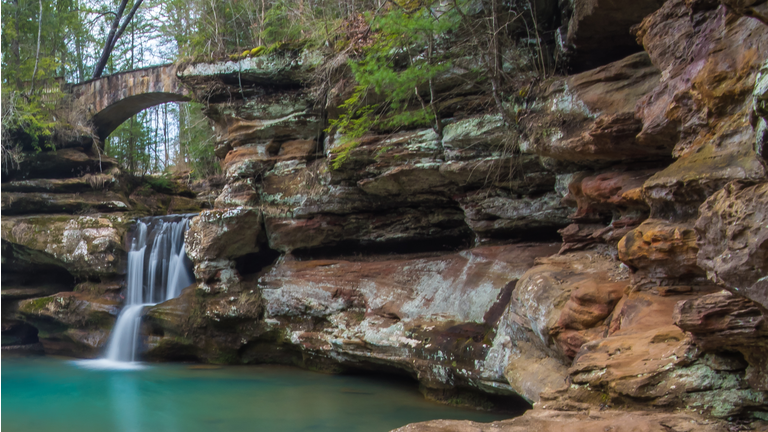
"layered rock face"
3,0,768,429
0,139,208,356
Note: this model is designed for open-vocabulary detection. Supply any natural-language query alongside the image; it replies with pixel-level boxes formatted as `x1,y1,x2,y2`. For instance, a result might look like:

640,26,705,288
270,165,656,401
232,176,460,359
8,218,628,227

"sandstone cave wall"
3,0,768,426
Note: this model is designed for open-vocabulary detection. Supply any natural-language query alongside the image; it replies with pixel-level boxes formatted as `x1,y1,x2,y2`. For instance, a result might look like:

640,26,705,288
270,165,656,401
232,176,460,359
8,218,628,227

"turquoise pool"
2,357,515,432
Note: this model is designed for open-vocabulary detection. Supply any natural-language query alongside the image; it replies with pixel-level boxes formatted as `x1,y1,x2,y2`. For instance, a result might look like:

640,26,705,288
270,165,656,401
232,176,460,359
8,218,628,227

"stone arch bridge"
71,64,191,142
70,54,318,142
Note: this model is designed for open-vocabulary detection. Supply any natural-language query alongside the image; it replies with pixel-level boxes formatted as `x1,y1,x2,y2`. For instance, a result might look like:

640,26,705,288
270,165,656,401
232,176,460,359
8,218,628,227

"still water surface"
2,357,511,432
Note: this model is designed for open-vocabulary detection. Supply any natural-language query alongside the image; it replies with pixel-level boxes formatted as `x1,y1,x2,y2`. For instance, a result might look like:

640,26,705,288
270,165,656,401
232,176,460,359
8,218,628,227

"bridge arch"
72,64,191,141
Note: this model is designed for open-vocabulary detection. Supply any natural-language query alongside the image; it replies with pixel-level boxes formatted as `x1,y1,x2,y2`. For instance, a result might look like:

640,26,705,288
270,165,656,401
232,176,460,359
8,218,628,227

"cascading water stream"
80,216,195,369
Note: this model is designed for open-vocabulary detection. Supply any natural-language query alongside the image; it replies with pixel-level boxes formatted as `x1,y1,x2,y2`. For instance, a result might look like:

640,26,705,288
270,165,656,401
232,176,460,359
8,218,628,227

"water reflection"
3,358,516,432
108,371,181,432
110,374,141,432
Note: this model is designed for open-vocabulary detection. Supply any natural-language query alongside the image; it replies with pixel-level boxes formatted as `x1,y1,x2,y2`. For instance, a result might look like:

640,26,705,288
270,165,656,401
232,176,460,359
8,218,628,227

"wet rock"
17,291,118,357
1,268,75,306
695,181,768,308
1,319,39,346
18,291,118,328
167,243,561,393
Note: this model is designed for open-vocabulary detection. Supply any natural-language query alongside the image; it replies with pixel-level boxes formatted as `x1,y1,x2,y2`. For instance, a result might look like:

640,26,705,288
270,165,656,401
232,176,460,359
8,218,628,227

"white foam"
73,359,148,371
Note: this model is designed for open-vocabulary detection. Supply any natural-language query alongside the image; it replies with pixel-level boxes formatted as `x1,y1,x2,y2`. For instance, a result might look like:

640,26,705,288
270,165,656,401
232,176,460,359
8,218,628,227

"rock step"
2,175,117,194
1,191,129,215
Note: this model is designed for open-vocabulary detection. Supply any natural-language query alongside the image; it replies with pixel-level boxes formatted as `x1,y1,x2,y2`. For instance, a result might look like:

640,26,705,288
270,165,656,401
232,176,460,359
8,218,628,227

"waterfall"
80,215,195,369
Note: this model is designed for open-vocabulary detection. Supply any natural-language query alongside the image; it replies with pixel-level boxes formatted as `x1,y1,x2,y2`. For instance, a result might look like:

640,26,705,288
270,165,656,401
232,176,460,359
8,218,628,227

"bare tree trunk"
29,0,43,96
128,117,136,173
92,0,129,79
163,103,169,169
73,0,85,82
75,30,85,82
176,103,187,169
11,0,21,88
107,0,145,55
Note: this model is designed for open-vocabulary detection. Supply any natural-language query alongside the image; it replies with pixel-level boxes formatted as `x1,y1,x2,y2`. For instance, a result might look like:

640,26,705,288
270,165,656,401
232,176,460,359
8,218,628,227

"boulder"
186,208,265,264
696,181,768,309
17,291,119,357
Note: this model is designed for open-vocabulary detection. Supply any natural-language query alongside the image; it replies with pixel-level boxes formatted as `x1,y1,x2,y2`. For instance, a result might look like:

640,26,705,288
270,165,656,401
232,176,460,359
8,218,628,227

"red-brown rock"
635,0,767,218
695,181,768,309
618,219,704,288
526,52,664,165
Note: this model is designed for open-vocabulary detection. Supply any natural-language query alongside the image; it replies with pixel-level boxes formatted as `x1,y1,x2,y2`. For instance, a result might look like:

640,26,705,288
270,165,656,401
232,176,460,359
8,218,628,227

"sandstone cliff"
3,0,768,430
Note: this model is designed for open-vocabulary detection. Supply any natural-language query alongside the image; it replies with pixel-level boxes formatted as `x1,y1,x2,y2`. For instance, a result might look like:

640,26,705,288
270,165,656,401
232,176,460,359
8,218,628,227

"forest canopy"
1,0,556,178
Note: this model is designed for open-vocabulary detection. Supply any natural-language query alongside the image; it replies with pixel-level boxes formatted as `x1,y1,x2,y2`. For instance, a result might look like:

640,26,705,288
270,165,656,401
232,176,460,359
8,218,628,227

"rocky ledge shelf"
3,0,768,430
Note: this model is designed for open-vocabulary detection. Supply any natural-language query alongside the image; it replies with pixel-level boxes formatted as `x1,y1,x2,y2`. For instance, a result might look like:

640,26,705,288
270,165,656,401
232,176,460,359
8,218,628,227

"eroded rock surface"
696,181,768,309
392,409,731,432
5,0,768,428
